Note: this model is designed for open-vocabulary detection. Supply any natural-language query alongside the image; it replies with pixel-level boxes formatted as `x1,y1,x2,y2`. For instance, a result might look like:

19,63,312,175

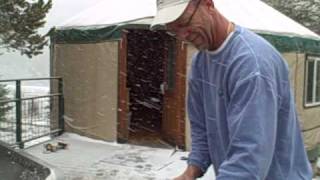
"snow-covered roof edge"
55,0,320,41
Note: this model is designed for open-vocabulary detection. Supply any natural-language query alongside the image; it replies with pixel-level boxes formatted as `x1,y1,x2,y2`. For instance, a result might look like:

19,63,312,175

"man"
151,0,312,179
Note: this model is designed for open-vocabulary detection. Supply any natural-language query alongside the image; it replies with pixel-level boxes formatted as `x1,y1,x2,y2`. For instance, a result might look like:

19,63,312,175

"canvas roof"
56,0,320,40
52,0,320,53
57,0,155,30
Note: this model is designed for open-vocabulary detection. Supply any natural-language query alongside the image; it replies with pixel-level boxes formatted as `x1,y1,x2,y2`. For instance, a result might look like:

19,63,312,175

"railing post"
58,78,64,135
15,80,23,149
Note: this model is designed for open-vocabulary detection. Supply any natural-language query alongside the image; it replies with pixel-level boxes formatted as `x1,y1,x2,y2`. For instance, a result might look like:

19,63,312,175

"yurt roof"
52,0,320,53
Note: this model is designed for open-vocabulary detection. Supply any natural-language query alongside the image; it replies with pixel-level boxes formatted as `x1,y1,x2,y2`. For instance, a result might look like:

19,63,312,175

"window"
305,55,320,106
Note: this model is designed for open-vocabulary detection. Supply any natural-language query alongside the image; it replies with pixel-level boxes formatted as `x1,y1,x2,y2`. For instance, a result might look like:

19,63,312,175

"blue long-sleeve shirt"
187,25,312,179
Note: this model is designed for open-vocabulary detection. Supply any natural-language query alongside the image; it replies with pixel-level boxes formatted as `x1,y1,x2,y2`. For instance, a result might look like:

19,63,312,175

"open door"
118,29,187,148
117,31,129,143
162,40,187,149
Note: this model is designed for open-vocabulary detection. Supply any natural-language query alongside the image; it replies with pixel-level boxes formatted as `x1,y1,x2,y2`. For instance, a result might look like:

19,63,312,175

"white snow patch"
45,170,56,180
5,85,49,98
25,133,215,179
59,132,120,147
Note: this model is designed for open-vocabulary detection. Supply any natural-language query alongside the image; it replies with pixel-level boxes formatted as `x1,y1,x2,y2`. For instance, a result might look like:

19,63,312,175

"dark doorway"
126,29,175,148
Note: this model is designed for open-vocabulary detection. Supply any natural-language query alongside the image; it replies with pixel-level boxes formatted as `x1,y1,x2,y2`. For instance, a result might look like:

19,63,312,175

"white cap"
151,0,190,30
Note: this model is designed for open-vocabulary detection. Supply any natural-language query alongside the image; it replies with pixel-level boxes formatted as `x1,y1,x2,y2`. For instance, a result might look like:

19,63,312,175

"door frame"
117,30,187,148
117,31,129,143
162,40,187,149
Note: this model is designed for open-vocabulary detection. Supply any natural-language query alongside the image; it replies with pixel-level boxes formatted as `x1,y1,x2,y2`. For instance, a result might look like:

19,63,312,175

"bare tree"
263,0,320,35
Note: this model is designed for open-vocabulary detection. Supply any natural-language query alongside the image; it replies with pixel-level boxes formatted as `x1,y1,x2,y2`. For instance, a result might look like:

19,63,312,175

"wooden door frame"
175,41,187,149
117,30,187,148
162,40,187,149
117,31,129,143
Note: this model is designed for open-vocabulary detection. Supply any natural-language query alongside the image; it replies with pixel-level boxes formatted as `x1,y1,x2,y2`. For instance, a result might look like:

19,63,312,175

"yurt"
50,0,320,157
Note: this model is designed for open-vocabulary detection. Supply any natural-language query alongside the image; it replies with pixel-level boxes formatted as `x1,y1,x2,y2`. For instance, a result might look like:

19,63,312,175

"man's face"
166,0,213,50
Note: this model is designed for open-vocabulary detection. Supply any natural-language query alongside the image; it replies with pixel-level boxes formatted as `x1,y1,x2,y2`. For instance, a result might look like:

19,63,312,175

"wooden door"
162,40,187,149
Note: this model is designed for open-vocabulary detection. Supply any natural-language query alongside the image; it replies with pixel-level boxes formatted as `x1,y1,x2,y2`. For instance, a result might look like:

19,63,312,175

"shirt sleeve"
187,59,211,174
216,73,278,180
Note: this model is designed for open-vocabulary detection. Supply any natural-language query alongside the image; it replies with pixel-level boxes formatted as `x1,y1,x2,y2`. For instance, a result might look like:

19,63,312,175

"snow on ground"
25,133,215,180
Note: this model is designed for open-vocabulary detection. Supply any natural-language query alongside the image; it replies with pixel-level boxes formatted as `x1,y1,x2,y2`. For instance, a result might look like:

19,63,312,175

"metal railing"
0,77,64,148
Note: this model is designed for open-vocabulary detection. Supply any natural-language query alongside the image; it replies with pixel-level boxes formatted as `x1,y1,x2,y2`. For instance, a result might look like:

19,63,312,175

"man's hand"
173,165,203,180
173,174,195,180
173,173,196,180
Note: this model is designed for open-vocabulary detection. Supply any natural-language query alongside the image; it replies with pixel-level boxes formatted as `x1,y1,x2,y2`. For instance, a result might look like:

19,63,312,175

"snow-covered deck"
24,133,215,180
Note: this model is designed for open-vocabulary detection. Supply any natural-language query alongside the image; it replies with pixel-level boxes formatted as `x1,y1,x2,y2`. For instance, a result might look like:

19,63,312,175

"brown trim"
117,31,129,142
161,39,187,149
176,41,187,149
